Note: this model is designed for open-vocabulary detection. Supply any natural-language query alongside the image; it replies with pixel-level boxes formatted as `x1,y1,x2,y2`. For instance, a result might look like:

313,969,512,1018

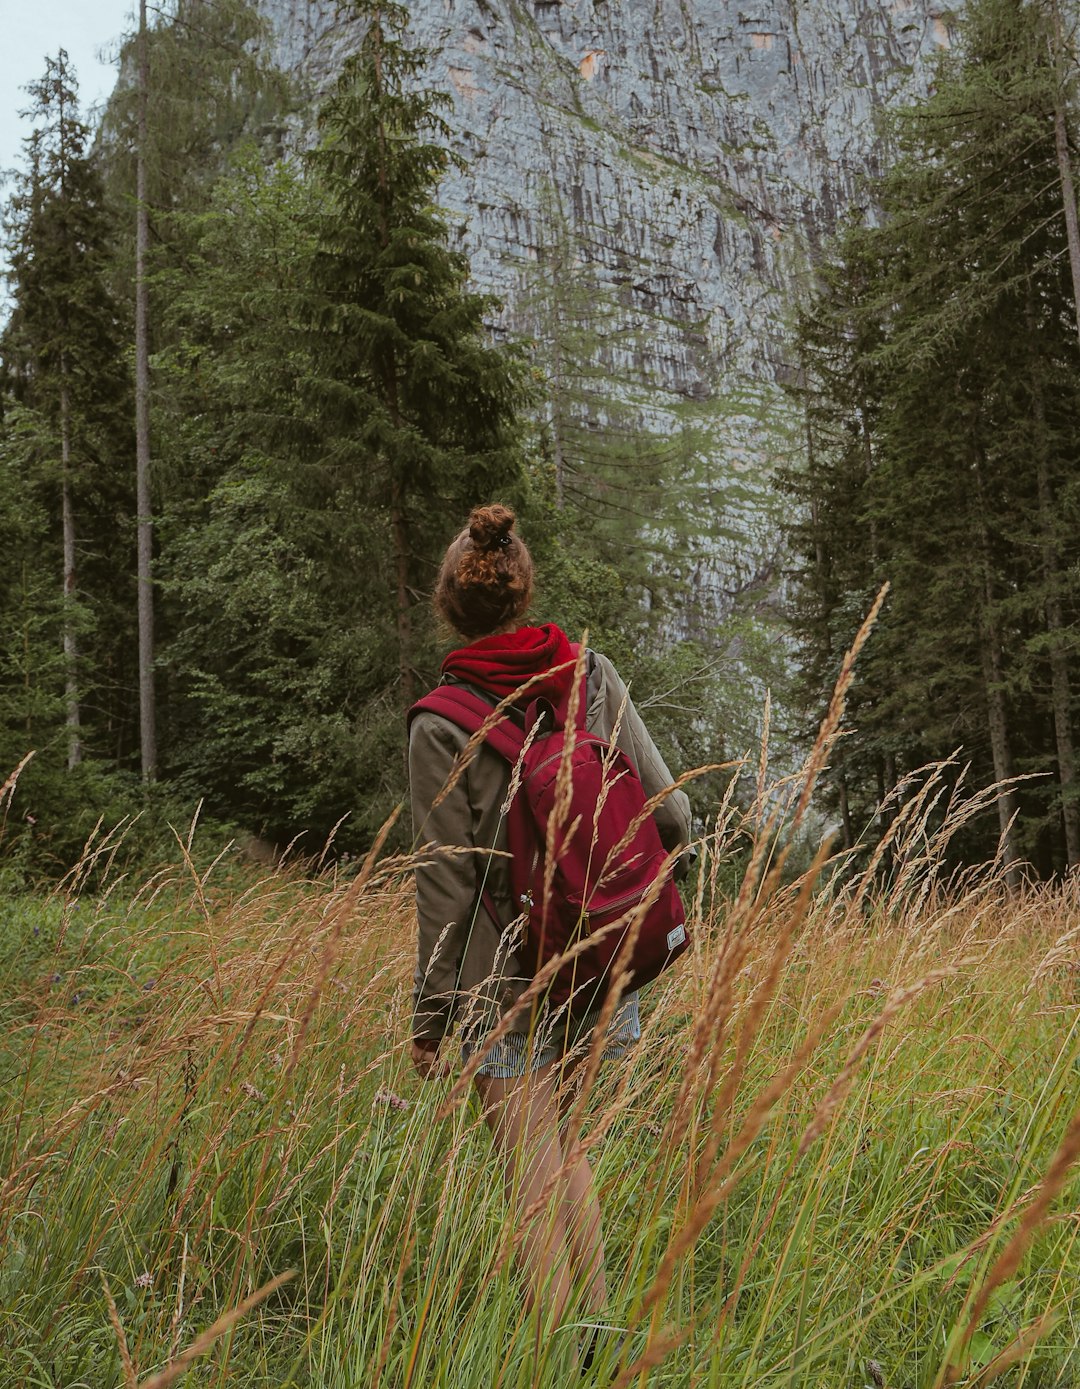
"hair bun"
468,504,515,551
435,503,534,637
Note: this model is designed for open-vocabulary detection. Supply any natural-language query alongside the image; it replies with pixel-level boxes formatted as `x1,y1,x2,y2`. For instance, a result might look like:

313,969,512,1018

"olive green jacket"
409,651,692,1043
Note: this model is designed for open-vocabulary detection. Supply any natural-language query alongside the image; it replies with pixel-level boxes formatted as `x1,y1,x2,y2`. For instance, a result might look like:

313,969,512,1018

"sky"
2,2,134,188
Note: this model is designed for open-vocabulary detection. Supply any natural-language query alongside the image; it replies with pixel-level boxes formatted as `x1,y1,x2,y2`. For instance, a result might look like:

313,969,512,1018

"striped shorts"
465,991,641,1080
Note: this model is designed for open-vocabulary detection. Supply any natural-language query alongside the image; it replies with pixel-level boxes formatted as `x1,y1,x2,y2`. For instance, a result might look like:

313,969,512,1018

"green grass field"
2,772,1079,1389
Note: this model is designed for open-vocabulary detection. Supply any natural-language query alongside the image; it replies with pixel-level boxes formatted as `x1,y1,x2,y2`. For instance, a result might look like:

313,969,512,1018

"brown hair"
434,503,534,639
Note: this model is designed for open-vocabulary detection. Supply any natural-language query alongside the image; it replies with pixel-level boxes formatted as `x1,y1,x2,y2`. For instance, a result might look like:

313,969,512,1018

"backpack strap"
546,643,589,732
409,686,525,764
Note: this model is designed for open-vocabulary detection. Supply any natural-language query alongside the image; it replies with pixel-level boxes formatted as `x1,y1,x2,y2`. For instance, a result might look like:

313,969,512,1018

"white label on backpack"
666,924,686,951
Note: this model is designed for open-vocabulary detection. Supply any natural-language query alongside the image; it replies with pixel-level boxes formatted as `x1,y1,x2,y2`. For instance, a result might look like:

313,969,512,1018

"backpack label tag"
666,924,687,951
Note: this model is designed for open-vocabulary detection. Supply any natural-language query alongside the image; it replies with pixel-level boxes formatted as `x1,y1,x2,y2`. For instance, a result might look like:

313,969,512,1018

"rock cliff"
254,0,948,647
258,0,948,404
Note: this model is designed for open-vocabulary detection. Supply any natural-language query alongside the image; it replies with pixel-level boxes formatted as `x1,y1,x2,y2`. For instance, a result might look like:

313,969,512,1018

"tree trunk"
56,86,82,770
1040,526,1080,867
807,406,850,840
136,0,157,782
60,373,82,769
1029,318,1080,864
1050,0,1080,346
973,452,1022,886
836,771,854,851
1054,103,1080,344
550,330,566,511
22,564,33,741
860,409,878,562
371,15,415,708
875,756,891,860
532,183,568,511
978,633,1022,887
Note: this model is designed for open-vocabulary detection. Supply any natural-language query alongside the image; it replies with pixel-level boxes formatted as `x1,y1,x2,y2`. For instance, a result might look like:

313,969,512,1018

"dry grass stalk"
169,825,227,1006
608,1324,686,1389
797,966,962,1158
689,775,743,933
694,838,833,1191
754,688,772,832
538,640,589,942
846,755,962,918
670,797,782,1137
666,781,820,1160
886,778,1023,926
500,709,547,815
288,802,401,1074
723,779,785,921
59,814,141,901
594,761,734,894
0,750,35,802
168,1234,190,1361
102,1271,139,1389
1030,910,1080,990
598,685,631,777
662,938,745,1158
789,582,888,839
135,1270,295,1389
944,1106,1080,1384
969,1311,1060,1387
635,1002,842,1326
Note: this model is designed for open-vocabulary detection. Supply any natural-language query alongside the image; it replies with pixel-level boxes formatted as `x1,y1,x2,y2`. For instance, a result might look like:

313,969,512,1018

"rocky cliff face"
254,0,947,645
258,0,947,405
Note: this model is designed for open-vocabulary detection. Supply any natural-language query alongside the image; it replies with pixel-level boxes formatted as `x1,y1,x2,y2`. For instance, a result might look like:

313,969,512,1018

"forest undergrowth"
1,716,1079,1388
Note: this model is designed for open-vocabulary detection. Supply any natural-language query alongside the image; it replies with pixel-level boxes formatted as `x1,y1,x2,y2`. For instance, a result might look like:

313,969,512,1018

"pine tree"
782,224,898,851
785,0,1080,876
301,0,527,708
151,157,356,839
1045,0,1080,346
148,5,529,842
517,170,788,798
1,53,131,777
0,415,67,792
135,0,155,781
101,0,290,781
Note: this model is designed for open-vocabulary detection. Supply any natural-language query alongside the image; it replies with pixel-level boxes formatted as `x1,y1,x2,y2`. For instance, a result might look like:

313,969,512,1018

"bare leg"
555,1057,608,1316
474,1059,575,1327
559,1145,608,1316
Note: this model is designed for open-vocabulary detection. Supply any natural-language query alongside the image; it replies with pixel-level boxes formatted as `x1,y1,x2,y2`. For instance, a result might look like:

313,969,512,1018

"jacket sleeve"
589,652,693,854
408,712,478,1043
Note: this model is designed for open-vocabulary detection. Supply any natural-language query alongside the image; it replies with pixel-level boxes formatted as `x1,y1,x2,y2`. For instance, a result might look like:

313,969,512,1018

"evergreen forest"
2,0,1079,882
3,6,1080,1387
786,0,1080,880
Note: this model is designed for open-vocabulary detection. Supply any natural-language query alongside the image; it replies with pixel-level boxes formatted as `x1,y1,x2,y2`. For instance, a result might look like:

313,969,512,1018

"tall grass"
1,748,1079,1387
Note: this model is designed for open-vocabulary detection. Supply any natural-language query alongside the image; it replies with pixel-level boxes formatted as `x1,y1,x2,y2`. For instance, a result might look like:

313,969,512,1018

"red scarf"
442,623,576,706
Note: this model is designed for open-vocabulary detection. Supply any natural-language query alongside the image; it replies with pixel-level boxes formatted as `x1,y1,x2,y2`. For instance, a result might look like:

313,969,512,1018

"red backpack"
409,661,689,1016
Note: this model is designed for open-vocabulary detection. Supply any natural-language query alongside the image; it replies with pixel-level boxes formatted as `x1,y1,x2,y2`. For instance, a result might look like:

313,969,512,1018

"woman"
408,503,691,1362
